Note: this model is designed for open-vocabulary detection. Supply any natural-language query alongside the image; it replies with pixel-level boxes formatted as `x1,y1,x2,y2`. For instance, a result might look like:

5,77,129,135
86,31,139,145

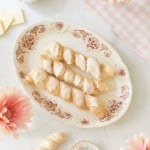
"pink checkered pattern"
85,0,150,63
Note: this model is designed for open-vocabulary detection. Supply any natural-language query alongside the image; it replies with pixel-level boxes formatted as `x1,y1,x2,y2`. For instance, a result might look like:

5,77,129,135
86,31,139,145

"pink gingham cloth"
85,0,150,63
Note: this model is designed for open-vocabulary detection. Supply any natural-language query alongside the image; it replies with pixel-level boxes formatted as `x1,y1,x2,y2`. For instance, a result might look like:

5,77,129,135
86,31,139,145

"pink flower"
126,134,150,150
0,87,32,138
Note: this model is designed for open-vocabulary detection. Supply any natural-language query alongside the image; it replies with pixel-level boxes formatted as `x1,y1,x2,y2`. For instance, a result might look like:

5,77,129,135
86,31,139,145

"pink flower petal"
0,87,32,138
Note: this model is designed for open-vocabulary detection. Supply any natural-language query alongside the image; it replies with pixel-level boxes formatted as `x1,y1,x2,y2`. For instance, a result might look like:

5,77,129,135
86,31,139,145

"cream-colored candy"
101,64,115,79
85,95,99,110
75,54,86,71
86,95,107,118
0,12,14,32
7,9,24,26
29,68,47,88
39,132,67,150
87,57,101,80
41,58,53,74
60,82,72,101
94,80,109,93
53,61,65,78
83,79,96,95
73,74,83,89
64,69,75,84
0,20,4,35
48,42,63,60
63,48,74,64
48,132,67,144
39,140,57,150
72,88,85,109
46,76,59,95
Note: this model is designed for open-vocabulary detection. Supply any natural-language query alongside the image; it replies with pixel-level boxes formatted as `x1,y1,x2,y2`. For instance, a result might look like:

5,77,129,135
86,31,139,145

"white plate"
13,21,132,128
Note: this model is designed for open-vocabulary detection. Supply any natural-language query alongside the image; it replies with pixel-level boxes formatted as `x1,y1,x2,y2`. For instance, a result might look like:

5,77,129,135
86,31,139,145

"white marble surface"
0,0,150,150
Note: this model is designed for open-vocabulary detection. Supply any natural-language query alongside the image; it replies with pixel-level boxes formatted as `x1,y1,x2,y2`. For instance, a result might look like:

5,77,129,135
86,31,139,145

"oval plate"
13,21,132,128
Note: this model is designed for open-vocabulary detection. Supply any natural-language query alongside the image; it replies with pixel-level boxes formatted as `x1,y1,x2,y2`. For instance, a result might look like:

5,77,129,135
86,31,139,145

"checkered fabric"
85,0,150,63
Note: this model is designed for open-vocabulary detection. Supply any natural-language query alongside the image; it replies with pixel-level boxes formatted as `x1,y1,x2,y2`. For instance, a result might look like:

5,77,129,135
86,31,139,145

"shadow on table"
24,0,68,16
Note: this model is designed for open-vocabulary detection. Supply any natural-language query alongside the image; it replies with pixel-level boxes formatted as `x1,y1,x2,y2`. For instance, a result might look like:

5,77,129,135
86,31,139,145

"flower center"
3,107,13,120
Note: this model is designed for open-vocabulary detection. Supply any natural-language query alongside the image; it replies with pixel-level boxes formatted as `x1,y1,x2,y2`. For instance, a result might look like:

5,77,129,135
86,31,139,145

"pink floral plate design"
13,21,132,128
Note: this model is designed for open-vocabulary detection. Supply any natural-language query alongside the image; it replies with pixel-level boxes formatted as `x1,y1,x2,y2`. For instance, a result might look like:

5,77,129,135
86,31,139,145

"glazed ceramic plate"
13,21,132,128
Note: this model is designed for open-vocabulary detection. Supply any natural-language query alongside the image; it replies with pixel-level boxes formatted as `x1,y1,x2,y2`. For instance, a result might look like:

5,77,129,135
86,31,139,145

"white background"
0,0,150,150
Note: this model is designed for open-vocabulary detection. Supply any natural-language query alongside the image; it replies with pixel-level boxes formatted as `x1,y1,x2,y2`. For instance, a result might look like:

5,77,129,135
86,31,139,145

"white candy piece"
53,61,65,78
75,53,86,71
47,132,67,144
46,76,59,95
63,48,74,64
0,20,4,35
38,132,67,150
73,74,83,89
64,69,75,84
41,58,53,74
47,42,63,60
87,58,101,80
6,9,24,26
86,95,107,118
0,11,14,32
29,68,48,88
85,95,99,110
94,80,109,93
101,65,115,79
83,79,96,95
39,140,57,150
60,82,72,101
72,88,85,109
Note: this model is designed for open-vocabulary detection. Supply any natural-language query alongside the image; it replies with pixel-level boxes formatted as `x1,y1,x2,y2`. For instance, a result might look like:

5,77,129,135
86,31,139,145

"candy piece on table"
47,132,67,144
0,12,14,32
0,87,32,138
39,140,58,150
72,141,99,150
87,57,101,80
39,132,67,150
0,20,4,35
6,9,24,26
0,9,24,36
